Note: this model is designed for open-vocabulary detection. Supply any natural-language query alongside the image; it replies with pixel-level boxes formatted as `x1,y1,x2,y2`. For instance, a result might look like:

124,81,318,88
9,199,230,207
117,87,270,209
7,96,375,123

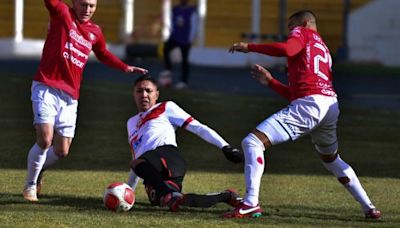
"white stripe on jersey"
127,101,192,159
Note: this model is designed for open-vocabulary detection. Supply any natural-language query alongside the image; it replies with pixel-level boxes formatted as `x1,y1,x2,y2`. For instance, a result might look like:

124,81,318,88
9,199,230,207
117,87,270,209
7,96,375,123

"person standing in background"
160,0,198,89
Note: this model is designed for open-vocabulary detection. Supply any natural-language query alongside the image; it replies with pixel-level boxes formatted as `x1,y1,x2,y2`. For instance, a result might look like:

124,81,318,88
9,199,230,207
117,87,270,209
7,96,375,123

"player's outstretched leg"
321,153,381,220
174,188,242,210
223,133,265,218
160,191,185,212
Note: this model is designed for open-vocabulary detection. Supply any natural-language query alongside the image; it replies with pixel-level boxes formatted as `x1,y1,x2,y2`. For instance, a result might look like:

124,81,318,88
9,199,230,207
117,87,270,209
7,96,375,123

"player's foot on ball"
36,170,45,196
23,186,38,202
222,202,262,218
223,188,243,207
365,208,381,220
160,192,185,212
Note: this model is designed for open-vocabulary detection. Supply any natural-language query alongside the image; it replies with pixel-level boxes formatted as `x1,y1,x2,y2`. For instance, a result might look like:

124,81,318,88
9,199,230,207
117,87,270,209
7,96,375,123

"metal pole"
123,0,134,41
198,0,207,47
278,0,287,41
342,0,350,60
15,0,24,42
162,0,172,42
251,0,260,42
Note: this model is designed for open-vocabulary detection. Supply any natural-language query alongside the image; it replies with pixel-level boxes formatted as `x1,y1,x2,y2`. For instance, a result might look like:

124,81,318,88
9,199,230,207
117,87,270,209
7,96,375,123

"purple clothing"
170,5,197,45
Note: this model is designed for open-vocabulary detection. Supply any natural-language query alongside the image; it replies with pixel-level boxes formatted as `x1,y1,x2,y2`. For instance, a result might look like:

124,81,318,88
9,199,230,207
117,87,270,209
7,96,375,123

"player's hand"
229,42,249,53
125,66,149,74
251,64,273,86
222,145,244,164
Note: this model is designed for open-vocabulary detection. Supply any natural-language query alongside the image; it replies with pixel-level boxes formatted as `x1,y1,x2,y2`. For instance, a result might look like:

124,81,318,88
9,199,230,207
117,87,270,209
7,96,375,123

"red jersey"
249,26,336,101
34,0,128,99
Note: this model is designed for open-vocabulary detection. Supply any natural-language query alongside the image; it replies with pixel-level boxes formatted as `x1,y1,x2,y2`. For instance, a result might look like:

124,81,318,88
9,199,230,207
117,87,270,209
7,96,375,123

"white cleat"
23,186,38,202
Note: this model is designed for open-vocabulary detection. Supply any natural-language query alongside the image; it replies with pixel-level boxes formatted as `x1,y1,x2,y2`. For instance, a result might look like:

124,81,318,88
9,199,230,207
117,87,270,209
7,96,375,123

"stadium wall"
348,0,400,66
4,0,396,67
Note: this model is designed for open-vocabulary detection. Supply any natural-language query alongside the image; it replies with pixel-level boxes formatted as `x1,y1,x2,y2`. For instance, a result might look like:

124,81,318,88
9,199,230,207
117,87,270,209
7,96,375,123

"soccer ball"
103,182,135,212
157,70,172,88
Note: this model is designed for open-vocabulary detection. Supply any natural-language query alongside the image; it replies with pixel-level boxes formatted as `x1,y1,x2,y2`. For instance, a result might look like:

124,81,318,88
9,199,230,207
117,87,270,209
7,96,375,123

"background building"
1,0,399,66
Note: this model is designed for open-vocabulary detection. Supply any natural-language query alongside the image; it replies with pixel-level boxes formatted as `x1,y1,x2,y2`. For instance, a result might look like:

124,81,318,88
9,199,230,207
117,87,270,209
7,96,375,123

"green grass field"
0,75,399,227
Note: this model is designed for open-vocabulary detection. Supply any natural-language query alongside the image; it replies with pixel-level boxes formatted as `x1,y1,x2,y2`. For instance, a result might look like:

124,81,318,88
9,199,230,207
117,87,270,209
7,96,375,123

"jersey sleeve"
189,8,198,43
248,37,304,57
44,0,67,17
268,78,291,100
184,120,229,149
165,101,193,127
92,31,128,72
166,101,228,149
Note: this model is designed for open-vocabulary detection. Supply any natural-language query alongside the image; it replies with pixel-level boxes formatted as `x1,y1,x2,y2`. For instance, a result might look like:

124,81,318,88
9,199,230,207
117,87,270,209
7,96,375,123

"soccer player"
126,75,244,211
224,10,381,219
161,0,198,89
23,0,148,202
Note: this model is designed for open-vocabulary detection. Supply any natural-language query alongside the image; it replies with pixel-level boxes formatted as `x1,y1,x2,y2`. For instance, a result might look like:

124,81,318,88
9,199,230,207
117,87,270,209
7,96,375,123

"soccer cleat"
36,170,45,196
222,202,262,218
365,208,382,220
224,189,243,207
23,186,38,202
160,192,185,212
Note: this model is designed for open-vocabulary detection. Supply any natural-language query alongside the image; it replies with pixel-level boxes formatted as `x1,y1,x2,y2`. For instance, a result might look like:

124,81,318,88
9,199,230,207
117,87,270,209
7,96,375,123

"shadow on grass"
1,193,393,225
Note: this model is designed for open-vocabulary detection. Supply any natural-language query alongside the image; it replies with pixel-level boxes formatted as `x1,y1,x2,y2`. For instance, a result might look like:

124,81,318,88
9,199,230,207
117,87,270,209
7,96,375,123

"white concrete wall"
349,0,400,66
0,38,284,67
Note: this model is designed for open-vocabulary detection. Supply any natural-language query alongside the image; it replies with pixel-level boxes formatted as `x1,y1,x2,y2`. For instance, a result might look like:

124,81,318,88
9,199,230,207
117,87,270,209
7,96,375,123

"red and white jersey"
127,101,229,160
248,26,336,101
286,26,336,99
34,0,128,99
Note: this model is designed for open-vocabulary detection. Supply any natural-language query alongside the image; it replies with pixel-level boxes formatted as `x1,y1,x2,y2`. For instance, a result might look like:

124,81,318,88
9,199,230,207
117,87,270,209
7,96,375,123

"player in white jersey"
126,75,244,211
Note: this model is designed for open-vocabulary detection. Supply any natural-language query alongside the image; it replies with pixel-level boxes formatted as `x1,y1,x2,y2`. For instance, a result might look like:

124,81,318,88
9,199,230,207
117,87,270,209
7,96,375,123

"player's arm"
251,64,290,100
92,34,148,74
44,0,67,16
167,101,243,163
229,37,303,57
44,0,60,9
184,120,243,163
189,8,198,43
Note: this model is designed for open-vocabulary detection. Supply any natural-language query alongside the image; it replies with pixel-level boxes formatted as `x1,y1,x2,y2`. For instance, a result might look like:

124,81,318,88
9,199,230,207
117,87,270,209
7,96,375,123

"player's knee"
337,176,350,185
320,153,338,163
130,159,145,169
54,147,69,158
37,137,52,150
241,133,265,151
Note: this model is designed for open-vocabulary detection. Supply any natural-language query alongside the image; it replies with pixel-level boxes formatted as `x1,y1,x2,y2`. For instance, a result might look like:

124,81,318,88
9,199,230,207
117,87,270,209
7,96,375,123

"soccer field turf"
0,75,399,227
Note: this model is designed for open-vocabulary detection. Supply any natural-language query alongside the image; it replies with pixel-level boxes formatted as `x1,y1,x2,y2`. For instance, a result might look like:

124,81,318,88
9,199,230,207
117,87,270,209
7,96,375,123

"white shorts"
256,95,339,155
31,81,78,138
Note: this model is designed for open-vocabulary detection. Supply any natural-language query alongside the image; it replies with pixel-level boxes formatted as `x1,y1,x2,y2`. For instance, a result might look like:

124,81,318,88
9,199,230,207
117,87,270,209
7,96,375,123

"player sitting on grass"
126,75,244,211
225,10,381,219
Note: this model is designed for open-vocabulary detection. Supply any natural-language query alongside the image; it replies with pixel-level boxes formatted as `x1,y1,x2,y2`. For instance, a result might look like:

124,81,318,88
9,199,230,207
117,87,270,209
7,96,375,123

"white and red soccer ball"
103,182,135,212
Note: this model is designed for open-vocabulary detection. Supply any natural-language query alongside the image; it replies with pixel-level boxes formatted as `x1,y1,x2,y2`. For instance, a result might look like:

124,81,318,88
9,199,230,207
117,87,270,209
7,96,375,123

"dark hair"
133,74,158,88
289,10,317,24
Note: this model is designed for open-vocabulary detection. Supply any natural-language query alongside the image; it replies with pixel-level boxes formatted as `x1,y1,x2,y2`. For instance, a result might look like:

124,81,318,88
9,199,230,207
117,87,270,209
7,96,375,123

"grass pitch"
0,75,399,227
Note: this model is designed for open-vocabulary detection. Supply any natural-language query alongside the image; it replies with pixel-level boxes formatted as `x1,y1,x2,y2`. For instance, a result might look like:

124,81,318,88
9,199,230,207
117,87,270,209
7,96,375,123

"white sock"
242,133,265,207
26,143,48,187
42,146,60,170
127,169,139,190
322,155,375,212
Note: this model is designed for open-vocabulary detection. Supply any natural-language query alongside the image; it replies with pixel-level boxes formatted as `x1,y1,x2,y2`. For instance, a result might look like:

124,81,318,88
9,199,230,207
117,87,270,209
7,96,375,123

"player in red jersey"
224,10,381,219
126,75,243,211
23,0,148,202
